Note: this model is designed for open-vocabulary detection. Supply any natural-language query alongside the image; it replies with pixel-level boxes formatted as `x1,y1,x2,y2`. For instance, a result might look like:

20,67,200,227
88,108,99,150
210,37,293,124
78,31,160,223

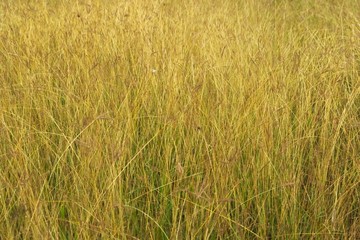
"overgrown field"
1,0,359,239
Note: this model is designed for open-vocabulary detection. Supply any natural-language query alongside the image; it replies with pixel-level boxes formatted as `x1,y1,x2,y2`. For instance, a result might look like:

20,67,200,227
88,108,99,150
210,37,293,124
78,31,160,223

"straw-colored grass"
1,0,359,239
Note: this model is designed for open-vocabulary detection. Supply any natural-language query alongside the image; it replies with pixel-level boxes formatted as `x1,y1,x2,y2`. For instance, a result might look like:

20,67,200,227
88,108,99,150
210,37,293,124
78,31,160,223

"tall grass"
0,0,359,239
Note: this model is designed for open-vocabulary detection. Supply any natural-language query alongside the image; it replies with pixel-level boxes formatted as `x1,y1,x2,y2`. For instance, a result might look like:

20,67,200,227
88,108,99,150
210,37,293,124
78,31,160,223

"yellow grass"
0,0,359,239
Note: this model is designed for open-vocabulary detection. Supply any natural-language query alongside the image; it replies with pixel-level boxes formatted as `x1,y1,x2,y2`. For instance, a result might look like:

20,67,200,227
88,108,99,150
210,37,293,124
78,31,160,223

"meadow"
0,0,359,239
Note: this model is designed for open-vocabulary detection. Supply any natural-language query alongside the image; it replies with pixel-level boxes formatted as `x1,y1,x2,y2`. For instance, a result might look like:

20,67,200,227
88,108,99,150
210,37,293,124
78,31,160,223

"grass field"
0,0,359,239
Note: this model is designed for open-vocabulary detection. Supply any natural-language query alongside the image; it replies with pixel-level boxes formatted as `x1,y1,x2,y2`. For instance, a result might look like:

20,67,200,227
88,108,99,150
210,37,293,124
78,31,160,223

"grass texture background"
0,0,359,239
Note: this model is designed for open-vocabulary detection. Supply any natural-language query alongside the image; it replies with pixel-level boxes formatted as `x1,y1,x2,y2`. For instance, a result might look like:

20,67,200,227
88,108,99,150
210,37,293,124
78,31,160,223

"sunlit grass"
0,0,359,239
